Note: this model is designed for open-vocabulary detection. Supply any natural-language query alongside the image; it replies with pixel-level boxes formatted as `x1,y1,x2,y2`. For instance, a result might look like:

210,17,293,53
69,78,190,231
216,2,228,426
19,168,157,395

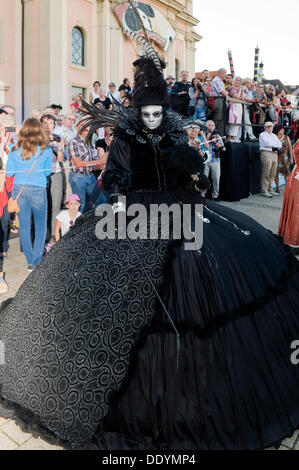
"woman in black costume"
0,36,299,450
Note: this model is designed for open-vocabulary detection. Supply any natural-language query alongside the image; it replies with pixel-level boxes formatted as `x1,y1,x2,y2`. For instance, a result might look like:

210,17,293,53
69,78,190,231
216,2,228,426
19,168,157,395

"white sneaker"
269,191,280,196
0,280,8,293
261,192,273,198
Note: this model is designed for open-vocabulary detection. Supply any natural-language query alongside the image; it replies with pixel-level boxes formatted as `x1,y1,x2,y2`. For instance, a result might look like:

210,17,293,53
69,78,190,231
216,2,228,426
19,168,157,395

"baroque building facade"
0,0,200,122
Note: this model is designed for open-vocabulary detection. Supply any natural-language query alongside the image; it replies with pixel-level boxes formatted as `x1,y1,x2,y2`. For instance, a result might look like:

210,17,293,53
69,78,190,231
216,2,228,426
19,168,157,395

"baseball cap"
264,121,274,127
166,75,175,80
183,121,201,130
65,194,81,203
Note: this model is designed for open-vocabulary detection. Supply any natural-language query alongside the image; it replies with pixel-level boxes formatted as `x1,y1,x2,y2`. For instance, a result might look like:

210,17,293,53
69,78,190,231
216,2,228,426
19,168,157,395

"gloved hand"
110,194,127,234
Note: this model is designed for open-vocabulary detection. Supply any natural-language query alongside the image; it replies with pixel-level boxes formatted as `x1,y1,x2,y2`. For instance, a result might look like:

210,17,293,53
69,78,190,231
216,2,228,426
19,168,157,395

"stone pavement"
0,189,298,450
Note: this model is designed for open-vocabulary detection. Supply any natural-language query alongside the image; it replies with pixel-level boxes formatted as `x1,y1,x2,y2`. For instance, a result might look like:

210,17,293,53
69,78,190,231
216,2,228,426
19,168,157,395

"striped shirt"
211,76,226,97
67,135,98,174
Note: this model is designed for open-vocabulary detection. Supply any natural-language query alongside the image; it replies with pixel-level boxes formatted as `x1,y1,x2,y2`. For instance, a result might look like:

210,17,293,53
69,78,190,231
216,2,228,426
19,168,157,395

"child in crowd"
54,194,81,242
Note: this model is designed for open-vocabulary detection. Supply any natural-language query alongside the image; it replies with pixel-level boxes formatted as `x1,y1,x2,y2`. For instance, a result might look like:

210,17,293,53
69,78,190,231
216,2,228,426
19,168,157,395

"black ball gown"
0,115,299,450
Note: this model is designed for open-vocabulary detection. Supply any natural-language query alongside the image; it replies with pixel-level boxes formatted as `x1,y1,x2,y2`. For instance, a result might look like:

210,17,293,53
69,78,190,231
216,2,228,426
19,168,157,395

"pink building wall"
67,0,94,102
0,0,17,106
24,0,40,112
0,0,198,115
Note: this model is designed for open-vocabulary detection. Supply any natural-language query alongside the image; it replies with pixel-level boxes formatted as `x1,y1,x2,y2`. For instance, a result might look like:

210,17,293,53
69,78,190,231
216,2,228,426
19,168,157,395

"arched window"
71,27,84,66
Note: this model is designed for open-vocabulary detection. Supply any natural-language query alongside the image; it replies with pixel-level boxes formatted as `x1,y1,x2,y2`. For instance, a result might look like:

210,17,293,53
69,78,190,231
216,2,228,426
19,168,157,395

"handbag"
7,150,40,213
186,105,195,117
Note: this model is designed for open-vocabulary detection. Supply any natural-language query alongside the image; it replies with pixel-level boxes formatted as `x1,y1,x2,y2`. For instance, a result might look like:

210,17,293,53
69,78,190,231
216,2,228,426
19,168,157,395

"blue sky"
193,0,299,85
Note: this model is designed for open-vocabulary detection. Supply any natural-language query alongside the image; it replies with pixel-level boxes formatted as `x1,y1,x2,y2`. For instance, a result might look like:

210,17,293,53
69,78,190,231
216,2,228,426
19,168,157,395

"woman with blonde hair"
6,118,53,270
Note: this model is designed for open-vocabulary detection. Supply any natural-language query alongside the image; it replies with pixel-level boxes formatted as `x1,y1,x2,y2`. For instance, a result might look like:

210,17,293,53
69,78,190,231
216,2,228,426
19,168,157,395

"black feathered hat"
131,57,169,108
122,30,169,109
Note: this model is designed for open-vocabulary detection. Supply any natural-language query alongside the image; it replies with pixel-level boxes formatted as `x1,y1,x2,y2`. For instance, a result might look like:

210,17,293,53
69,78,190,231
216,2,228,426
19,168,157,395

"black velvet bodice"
129,133,180,191
103,129,204,194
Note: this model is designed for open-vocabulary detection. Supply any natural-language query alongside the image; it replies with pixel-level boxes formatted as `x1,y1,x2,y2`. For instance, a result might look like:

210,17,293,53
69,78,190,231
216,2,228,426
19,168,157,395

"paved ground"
0,189,298,450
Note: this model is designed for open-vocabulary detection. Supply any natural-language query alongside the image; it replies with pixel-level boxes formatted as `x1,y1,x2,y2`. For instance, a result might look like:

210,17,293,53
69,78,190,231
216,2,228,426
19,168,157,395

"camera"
197,82,202,90
52,134,62,143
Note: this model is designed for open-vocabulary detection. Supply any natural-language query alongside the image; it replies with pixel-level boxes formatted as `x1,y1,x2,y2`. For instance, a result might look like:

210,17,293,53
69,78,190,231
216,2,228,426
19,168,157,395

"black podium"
219,142,261,201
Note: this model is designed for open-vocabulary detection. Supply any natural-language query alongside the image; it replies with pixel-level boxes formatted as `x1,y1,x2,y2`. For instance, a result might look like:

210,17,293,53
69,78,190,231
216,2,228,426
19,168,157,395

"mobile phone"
5,127,16,133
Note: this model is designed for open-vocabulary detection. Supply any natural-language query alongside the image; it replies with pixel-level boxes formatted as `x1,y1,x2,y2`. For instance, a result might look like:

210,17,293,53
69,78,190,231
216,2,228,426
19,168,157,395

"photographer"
185,123,209,159
188,77,210,123
264,84,277,123
41,114,64,242
166,75,175,95
201,120,224,201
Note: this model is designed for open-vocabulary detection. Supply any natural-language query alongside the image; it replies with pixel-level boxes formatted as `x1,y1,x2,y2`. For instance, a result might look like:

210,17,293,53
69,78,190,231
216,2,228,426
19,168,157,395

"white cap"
264,121,274,127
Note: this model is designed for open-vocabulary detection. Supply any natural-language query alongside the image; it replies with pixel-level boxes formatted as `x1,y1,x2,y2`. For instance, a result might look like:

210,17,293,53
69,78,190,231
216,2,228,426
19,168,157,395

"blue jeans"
12,185,47,267
69,172,99,213
192,107,206,123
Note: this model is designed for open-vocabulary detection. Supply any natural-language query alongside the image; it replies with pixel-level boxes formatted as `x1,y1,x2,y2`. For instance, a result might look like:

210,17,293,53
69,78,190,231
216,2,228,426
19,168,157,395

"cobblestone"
17,437,63,451
0,430,19,450
281,430,299,449
0,421,31,445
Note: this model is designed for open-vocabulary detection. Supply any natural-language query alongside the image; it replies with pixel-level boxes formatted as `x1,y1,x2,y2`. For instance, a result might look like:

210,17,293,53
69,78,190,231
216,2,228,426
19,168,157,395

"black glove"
187,173,211,193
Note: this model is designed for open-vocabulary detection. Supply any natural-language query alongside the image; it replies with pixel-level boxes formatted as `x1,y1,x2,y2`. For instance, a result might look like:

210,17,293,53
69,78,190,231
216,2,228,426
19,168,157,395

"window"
71,27,84,66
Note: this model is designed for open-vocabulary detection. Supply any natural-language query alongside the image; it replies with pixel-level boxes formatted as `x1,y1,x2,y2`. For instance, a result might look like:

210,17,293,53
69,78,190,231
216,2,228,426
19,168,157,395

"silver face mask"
141,105,163,130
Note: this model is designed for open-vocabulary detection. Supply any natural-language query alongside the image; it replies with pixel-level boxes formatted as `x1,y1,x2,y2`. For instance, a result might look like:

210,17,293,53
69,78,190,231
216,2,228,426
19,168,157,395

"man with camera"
188,77,211,122
170,71,191,117
67,123,104,213
41,114,64,241
165,75,175,95
201,120,224,201
259,121,282,198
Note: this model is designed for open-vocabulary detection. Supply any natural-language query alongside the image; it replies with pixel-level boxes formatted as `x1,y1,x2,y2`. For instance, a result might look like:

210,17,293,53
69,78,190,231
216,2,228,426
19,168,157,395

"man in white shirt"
259,122,282,197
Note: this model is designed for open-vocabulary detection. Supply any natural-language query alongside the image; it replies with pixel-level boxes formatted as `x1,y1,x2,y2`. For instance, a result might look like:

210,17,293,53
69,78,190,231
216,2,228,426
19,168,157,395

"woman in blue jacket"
6,118,53,270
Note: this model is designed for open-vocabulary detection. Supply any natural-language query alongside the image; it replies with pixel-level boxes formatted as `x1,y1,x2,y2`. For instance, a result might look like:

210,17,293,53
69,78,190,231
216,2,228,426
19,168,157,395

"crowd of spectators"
0,68,298,294
169,68,296,141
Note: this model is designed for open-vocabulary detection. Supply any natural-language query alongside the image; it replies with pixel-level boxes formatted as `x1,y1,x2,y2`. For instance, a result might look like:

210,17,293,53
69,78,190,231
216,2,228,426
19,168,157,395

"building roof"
261,78,292,94
195,71,218,79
